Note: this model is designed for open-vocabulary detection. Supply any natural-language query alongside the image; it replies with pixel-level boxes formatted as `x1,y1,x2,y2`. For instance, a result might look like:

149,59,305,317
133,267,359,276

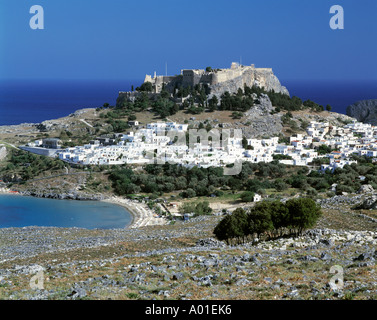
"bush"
335,184,355,195
193,201,212,216
136,82,153,92
181,188,196,198
240,191,255,202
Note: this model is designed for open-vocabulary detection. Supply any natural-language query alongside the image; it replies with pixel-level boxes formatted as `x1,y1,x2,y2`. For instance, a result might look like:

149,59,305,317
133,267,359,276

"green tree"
247,202,274,239
153,97,177,118
214,214,237,244
134,92,151,111
128,114,137,121
269,200,290,237
242,136,248,149
240,191,255,202
208,95,218,112
214,209,247,244
273,178,288,192
317,144,332,155
182,188,196,198
231,208,249,243
136,82,153,92
285,198,322,235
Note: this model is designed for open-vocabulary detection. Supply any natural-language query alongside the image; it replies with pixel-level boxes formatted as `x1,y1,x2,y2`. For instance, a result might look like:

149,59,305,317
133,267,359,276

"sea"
0,194,132,229
0,79,376,126
283,79,377,114
0,79,142,126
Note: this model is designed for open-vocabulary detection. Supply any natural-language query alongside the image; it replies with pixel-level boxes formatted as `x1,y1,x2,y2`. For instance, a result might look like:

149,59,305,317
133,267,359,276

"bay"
0,194,132,229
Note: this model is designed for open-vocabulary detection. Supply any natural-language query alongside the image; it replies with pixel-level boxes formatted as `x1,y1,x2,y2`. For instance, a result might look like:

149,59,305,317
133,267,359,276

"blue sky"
0,0,376,81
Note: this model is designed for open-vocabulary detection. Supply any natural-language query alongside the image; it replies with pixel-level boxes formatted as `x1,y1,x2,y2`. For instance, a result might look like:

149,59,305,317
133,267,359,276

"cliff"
209,66,289,98
346,99,377,125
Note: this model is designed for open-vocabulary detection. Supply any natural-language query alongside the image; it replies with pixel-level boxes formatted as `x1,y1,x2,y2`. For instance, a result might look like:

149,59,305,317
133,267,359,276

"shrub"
240,191,255,202
193,201,212,216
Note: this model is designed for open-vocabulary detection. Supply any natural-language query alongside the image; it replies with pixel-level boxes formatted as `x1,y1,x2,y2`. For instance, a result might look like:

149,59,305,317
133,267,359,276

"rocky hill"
208,65,289,98
122,63,289,103
346,99,377,125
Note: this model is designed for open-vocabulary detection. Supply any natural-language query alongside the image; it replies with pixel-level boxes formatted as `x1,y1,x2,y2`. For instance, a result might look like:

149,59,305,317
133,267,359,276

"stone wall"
212,68,243,84
0,145,7,161
19,146,62,157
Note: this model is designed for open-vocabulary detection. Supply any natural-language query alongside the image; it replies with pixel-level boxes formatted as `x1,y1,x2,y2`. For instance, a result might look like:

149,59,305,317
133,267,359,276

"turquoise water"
0,194,132,229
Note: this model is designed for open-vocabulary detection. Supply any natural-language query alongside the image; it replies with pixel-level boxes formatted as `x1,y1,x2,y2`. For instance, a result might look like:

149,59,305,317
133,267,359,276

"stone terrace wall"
0,145,7,161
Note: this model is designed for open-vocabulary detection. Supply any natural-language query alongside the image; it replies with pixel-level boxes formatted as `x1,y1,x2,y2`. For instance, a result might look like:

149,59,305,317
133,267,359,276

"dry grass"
317,208,377,232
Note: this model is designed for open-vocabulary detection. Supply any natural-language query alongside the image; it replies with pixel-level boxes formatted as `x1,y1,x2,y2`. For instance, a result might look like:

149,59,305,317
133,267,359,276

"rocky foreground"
0,195,377,300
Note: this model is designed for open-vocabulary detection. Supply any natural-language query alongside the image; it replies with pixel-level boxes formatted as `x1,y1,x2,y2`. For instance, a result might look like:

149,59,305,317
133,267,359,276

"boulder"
353,252,375,262
68,287,87,299
357,184,374,194
356,195,377,210
195,238,226,247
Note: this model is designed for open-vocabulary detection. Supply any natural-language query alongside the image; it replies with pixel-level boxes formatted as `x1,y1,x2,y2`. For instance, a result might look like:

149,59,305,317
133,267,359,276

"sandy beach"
102,196,169,229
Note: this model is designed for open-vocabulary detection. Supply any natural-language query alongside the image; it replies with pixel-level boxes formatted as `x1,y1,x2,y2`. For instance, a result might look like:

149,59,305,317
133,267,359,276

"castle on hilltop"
118,62,289,104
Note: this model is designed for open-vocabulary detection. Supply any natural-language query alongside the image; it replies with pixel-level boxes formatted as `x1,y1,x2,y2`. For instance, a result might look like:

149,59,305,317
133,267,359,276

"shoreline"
0,187,20,196
102,196,168,229
0,188,168,229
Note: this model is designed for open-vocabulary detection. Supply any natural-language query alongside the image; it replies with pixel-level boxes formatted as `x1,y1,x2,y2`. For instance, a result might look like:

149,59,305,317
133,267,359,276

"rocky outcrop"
119,63,289,106
1,173,23,183
241,93,283,138
346,99,377,125
209,67,289,99
357,184,374,194
20,190,106,201
355,194,377,210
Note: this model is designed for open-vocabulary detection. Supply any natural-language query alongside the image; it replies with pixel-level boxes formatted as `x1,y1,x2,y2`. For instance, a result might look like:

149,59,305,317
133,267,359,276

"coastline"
0,187,168,229
102,196,168,229
0,187,20,196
